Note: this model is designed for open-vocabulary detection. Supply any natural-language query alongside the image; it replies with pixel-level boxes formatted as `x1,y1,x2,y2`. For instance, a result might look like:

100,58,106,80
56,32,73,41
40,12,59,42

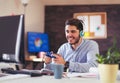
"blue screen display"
27,32,49,53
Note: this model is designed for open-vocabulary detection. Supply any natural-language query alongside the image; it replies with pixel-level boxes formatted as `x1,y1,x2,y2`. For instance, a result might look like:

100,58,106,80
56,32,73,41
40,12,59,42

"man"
44,18,99,73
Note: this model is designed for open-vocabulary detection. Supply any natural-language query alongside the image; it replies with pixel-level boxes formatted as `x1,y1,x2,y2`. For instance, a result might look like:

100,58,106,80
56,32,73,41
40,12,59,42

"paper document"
66,72,97,78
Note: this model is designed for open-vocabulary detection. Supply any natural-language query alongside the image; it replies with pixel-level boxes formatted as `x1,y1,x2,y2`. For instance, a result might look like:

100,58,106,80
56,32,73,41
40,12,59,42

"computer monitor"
27,32,49,53
0,15,25,64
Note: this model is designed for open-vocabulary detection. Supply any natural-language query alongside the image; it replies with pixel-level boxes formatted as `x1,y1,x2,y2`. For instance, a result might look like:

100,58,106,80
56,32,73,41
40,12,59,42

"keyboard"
1,68,53,77
1,68,32,74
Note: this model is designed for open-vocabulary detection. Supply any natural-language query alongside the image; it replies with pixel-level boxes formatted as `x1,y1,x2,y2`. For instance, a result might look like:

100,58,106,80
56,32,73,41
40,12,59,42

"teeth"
68,37,72,39
68,38,73,40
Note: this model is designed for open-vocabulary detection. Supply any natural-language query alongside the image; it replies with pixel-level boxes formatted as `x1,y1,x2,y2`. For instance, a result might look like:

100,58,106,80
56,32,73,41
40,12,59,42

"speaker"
80,30,84,37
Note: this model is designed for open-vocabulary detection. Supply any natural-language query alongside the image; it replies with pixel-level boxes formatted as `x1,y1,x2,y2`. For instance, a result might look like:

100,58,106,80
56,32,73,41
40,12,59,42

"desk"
0,73,120,83
25,56,44,70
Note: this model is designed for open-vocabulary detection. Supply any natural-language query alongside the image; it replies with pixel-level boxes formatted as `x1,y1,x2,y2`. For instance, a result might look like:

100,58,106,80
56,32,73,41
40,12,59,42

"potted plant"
96,37,120,83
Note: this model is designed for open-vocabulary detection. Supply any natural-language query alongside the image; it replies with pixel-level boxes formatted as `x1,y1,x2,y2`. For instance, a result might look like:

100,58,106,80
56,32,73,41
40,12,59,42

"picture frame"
74,12,107,39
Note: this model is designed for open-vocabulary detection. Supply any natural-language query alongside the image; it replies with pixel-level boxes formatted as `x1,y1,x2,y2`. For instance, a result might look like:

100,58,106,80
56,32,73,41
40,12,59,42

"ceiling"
40,0,120,5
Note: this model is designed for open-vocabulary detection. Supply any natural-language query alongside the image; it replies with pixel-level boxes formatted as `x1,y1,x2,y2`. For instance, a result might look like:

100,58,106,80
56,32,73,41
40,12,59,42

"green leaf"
96,36,120,64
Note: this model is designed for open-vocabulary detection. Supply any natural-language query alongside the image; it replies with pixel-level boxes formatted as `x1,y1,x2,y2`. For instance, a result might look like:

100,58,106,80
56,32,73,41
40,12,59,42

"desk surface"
0,74,120,83
25,56,43,62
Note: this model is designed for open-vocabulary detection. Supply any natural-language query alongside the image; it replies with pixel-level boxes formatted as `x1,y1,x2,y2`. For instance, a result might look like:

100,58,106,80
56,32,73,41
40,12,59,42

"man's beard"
69,36,80,45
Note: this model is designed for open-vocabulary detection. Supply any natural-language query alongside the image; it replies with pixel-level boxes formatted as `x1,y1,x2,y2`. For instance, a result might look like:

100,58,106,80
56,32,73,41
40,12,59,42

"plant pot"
98,64,118,83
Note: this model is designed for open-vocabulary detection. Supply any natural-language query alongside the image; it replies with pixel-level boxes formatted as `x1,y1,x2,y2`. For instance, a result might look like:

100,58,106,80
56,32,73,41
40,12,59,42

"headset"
80,30,84,37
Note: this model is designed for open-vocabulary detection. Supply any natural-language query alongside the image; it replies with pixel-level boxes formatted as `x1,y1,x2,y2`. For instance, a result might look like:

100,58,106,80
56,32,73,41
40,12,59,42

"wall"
1,0,120,56
45,5,120,54
0,0,44,32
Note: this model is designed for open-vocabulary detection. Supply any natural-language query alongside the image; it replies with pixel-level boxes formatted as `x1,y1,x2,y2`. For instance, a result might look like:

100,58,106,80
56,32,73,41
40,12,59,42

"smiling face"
65,25,80,45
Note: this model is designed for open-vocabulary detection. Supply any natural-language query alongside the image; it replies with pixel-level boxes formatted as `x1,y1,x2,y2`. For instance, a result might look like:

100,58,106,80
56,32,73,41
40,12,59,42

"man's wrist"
64,61,69,72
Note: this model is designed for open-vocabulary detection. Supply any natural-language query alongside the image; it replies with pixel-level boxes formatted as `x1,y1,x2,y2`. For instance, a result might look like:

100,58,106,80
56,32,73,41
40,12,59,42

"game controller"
46,52,56,58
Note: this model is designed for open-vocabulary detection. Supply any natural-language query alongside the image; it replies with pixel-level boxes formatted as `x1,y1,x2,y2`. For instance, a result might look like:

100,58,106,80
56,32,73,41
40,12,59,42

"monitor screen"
27,32,49,53
0,15,25,64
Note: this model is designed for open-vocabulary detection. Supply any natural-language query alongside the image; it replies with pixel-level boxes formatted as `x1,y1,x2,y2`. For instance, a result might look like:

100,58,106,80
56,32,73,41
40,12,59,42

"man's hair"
65,18,84,31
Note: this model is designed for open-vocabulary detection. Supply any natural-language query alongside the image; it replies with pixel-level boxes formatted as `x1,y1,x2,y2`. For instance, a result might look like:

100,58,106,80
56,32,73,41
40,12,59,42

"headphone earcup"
80,30,84,37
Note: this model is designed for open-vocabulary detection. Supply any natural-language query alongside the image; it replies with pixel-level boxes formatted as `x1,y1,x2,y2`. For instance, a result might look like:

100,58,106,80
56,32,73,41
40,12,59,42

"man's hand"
53,54,66,65
44,56,52,64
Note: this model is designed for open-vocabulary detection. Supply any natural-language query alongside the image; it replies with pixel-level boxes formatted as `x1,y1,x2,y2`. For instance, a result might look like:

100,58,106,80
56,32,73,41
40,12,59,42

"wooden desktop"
25,56,44,70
